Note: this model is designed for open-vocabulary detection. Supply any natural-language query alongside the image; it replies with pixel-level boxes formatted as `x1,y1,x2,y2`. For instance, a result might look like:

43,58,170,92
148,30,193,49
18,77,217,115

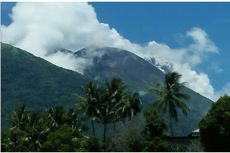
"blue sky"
1,2,230,99
91,2,230,91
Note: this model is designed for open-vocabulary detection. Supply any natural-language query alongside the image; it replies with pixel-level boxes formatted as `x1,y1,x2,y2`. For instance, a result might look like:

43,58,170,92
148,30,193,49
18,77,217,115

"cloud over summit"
2,2,221,100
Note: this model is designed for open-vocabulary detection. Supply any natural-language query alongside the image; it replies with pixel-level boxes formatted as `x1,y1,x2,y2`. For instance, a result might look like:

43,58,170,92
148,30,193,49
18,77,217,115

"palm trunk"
169,109,174,137
103,123,107,151
113,122,116,132
92,120,95,136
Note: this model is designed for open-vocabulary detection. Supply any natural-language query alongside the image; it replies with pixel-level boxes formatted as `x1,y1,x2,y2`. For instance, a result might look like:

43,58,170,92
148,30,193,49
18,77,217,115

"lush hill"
74,47,213,136
1,43,88,128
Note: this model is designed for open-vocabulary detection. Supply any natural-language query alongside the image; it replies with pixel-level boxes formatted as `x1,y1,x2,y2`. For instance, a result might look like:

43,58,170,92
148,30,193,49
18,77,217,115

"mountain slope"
1,44,213,136
74,47,213,136
1,43,88,128
74,47,164,90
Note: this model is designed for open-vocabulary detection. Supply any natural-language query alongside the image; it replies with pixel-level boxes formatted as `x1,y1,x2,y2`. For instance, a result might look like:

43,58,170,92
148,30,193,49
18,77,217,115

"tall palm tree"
78,81,100,137
95,78,126,150
150,72,190,136
106,78,126,130
97,90,111,151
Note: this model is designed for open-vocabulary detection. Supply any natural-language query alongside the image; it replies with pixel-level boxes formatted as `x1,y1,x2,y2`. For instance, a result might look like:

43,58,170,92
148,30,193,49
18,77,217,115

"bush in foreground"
199,95,230,151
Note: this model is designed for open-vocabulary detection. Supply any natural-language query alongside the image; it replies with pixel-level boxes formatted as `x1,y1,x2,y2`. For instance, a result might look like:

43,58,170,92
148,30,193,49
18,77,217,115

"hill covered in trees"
1,43,88,128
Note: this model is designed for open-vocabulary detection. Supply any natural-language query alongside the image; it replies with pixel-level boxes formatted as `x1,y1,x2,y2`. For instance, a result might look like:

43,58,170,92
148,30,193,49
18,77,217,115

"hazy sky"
1,2,230,100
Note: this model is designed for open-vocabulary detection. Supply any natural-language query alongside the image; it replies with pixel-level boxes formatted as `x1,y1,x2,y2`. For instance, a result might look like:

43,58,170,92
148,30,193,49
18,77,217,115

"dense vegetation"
1,105,101,152
199,95,230,151
1,72,190,152
1,78,170,151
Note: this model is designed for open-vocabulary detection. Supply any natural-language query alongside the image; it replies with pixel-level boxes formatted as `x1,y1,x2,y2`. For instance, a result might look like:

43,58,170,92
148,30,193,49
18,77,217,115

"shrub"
142,137,172,152
43,125,77,151
143,106,167,140
106,120,146,151
84,136,102,152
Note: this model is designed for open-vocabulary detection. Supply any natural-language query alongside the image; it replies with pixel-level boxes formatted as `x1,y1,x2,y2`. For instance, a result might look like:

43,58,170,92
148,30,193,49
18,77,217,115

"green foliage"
43,124,90,152
199,95,230,151
143,137,172,152
144,106,167,140
1,128,31,152
43,131,102,152
1,105,44,151
43,125,75,151
83,137,102,152
1,105,100,152
124,122,146,152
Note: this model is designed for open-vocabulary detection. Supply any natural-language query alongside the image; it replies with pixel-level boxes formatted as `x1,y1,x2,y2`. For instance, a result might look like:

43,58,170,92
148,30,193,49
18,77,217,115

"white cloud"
173,63,215,100
187,27,219,53
2,2,141,72
1,2,221,100
45,51,91,73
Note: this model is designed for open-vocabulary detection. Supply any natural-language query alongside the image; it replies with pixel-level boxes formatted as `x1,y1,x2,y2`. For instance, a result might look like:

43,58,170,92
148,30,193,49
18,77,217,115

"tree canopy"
199,95,230,151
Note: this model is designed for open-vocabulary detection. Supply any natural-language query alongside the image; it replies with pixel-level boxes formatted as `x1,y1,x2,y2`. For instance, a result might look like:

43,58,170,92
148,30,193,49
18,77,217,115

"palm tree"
7,106,43,151
65,108,87,136
26,112,43,151
118,92,142,123
150,72,190,136
95,78,126,150
78,81,100,137
10,105,29,130
66,108,78,129
45,106,66,130
106,78,126,131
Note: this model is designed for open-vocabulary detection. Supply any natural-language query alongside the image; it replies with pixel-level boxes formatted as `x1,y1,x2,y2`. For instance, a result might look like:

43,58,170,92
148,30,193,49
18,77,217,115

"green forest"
2,73,230,152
